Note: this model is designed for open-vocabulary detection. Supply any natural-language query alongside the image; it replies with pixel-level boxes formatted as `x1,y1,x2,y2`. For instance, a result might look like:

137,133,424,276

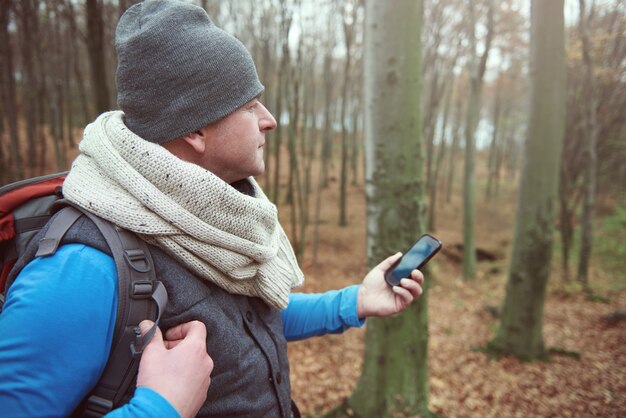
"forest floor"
277,170,626,418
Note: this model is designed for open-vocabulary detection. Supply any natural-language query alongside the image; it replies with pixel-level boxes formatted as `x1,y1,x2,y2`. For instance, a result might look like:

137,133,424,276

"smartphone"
384,234,442,287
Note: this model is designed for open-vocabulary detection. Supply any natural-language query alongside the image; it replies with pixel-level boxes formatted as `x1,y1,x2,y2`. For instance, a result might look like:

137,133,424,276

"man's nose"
259,103,277,131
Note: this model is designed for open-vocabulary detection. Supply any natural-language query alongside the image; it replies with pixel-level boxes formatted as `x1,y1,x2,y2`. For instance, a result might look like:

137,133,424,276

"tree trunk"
445,83,463,205
576,0,597,288
321,51,334,189
47,0,67,171
85,0,111,114
428,78,453,231
67,0,91,126
350,91,362,187
287,40,306,259
490,0,566,360
271,5,293,204
347,1,430,416
339,3,356,227
493,103,511,198
462,0,494,280
0,1,24,181
486,73,502,201
16,0,40,177
558,174,575,282
271,46,287,204
261,34,275,195
34,2,50,175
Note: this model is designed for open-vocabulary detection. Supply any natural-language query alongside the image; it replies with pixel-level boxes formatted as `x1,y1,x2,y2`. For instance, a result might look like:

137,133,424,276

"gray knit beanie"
115,0,264,144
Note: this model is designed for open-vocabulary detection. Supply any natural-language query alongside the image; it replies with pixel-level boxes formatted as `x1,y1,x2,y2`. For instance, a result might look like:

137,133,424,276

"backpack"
0,172,168,417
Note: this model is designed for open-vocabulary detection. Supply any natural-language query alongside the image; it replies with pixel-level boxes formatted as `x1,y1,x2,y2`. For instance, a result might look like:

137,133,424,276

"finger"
139,320,164,348
392,285,414,306
163,339,183,350
165,320,207,342
410,269,425,285
399,278,423,299
377,252,403,272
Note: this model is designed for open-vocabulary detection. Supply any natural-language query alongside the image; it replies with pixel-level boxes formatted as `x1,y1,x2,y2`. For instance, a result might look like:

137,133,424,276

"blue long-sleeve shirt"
0,244,364,417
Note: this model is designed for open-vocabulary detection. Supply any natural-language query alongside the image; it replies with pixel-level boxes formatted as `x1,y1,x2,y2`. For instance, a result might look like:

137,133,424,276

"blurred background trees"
1,0,623,273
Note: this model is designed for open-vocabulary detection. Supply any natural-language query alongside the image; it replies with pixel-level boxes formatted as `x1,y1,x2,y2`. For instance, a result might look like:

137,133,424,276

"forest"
0,0,624,417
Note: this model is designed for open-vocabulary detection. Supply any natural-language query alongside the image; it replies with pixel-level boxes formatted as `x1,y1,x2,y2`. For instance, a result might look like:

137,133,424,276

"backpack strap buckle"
124,249,151,273
130,281,167,358
83,395,113,417
131,280,154,299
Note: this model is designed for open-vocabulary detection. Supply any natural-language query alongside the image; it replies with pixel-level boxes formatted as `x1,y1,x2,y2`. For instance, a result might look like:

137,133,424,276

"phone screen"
384,234,442,286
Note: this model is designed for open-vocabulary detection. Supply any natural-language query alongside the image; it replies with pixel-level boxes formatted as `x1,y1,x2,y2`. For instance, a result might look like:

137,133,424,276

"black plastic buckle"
130,326,144,358
131,280,153,299
84,395,114,416
123,249,151,273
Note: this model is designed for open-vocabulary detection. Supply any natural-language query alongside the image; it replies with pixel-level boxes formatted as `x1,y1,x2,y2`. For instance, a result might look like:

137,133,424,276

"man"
0,0,425,417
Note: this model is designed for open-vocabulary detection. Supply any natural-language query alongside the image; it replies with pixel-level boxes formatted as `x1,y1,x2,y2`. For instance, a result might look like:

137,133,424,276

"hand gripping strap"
70,209,167,417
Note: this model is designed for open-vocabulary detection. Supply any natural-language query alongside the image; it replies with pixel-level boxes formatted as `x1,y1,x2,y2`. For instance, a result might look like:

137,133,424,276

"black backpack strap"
35,206,84,257
74,209,167,417
1,206,84,312
2,204,167,416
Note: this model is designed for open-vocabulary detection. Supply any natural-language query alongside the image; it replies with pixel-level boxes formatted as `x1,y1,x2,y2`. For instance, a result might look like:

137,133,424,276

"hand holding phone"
384,234,442,287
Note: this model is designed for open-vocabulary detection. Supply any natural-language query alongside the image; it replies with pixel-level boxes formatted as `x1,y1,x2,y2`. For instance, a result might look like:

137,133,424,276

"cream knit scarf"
64,111,304,310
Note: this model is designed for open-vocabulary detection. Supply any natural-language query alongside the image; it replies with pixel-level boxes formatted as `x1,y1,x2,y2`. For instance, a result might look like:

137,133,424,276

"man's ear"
181,129,207,155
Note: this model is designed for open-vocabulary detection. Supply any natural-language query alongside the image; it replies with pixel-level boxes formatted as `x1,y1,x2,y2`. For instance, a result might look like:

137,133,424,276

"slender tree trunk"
271,53,286,203
347,1,430,416
35,4,50,175
486,74,502,200
350,92,361,186
339,5,355,227
85,0,111,114
261,35,274,195
62,0,75,150
312,135,325,265
67,0,91,126
48,0,67,171
271,5,293,203
559,174,574,281
493,103,511,198
0,2,24,181
321,52,334,189
287,40,306,259
445,84,463,205
424,70,442,196
576,0,597,288
463,0,494,280
428,80,453,231
16,0,39,177
490,0,566,360
302,60,317,200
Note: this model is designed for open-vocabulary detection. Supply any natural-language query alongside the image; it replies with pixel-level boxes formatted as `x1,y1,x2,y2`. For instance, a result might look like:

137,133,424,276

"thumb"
139,320,164,348
376,252,402,272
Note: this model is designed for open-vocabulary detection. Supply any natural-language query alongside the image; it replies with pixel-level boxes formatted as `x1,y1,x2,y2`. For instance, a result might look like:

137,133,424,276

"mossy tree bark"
347,1,430,416
490,0,566,360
